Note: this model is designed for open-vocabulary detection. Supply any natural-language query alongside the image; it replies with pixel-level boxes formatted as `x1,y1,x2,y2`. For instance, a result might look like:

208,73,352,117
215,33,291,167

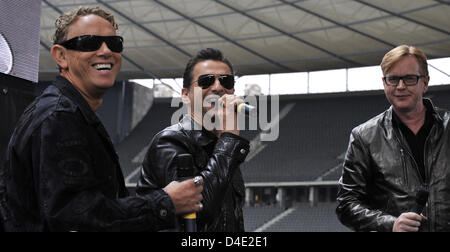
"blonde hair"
52,6,118,45
380,45,428,76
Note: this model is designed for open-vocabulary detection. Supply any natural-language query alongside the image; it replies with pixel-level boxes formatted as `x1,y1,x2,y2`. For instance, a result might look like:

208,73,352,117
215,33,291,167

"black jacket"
337,99,450,232
136,116,250,232
0,76,175,232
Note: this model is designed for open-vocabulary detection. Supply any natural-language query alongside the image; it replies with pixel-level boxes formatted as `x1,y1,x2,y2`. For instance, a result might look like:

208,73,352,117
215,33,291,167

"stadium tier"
244,203,351,232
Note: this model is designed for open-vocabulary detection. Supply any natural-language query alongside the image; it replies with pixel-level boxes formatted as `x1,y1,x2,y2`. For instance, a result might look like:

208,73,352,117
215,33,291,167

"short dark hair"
183,48,234,89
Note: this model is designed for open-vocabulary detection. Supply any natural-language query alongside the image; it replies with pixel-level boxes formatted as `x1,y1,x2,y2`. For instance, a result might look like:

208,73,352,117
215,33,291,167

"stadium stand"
241,92,390,182
242,87,450,183
117,98,185,185
250,203,351,232
243,206,285,232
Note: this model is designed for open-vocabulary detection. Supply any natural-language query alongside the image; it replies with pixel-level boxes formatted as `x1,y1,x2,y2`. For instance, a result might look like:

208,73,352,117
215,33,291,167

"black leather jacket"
337,99,450,232
136,116,250,232
0,76,176,232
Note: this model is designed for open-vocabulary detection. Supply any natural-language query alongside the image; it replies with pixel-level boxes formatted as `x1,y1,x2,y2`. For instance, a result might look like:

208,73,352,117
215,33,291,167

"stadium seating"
243,205,285,232
241,88,450,183
251,203,351,232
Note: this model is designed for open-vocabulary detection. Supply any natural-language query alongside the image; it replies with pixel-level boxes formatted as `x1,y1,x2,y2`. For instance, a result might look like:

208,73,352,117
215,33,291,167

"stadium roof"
39,0,450,81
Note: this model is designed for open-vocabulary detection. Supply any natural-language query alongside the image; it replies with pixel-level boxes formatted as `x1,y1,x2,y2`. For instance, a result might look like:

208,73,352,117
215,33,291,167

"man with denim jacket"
0,7,202,232
337,45,450,232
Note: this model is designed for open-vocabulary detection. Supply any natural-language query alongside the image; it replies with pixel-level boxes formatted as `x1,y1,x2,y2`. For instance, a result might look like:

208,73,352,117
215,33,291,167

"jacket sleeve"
198,133,249,222
35,112,176,232
136,131,249,223
336,128,396,232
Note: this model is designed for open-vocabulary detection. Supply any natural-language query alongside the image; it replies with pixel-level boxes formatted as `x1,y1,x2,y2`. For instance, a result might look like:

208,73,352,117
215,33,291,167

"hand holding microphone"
216,95,257,137
393,189,428,232
164,179,203,215
216,95,242,137
177,154,203,232
219,96,256,117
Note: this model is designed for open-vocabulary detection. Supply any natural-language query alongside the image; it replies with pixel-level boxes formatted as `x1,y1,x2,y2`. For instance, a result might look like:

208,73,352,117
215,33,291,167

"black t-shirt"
392,108,434,182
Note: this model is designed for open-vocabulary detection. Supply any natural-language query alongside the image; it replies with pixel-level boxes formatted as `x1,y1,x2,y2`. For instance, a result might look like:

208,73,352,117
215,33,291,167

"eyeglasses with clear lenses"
383,75,426,87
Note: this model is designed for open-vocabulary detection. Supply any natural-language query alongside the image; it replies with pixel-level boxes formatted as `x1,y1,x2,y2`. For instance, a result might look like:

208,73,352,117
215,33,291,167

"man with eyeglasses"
336,45,450,232
0,7,204,232
136,48,250,232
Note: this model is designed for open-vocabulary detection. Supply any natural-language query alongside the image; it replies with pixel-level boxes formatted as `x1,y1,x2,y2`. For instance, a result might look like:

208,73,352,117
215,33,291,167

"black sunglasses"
58,35,124,53
194,74,235,90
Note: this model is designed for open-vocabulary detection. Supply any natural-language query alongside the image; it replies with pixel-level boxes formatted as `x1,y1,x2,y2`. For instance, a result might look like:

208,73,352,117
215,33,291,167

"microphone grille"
416,190,429,205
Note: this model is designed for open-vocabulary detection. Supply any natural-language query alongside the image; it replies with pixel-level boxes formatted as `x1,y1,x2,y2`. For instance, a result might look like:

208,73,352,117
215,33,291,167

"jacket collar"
385,98,444,137
53,75,101,125
424,98,444,123
386,98,443,125
53,76,118,160
179,115,217,147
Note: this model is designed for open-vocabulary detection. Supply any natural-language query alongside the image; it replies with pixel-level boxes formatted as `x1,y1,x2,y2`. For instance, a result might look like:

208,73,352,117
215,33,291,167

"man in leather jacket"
336,45,450,232
0,7,203,232
137,48,250,232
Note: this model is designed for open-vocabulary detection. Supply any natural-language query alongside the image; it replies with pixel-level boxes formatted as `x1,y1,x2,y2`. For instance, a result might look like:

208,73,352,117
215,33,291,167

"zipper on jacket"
422,125,436,231
400,148,409,186
422,124,436,185
394,131,426,186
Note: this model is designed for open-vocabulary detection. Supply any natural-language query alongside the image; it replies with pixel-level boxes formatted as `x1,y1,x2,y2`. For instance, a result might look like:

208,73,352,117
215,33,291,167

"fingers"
218,95,243,111
184,179,203,200
217,95,242,136
164,180,203,215
193,176,203,187
404,212,424,222
193,202,203,212
393,212,424,232
186,179,203,213
399,219,421,232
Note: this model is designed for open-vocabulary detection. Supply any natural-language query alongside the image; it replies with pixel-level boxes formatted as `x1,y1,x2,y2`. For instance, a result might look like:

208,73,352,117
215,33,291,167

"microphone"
219,100,256,117
411,189,429,214
236,103,257,117
176,154,197,232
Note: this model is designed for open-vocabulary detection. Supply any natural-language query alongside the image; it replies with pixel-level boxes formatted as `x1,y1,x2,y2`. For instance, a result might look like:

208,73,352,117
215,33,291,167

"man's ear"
181,88,191,104
422,75,430,93
50,45,68,70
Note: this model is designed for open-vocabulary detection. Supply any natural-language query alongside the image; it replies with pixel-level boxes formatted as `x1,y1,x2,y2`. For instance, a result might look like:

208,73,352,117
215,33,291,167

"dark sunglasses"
58,35,123,53
194,74,235,90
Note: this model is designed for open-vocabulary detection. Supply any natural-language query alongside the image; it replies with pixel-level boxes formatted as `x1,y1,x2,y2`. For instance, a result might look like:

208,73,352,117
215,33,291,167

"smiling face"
52,14,122,99
383,55,429,115
182,60,235,123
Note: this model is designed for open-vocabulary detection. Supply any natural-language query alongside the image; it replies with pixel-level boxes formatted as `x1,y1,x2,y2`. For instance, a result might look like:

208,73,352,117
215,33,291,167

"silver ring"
193,176,202,186
198,202,203,211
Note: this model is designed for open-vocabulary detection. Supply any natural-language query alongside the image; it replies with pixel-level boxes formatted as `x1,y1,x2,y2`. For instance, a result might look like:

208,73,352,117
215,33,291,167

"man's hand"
393,212,427,232
217,94,244,137
164,178,203,215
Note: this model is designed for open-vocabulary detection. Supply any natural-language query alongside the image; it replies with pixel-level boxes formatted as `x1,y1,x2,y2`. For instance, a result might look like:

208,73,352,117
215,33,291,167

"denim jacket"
0,76,175,232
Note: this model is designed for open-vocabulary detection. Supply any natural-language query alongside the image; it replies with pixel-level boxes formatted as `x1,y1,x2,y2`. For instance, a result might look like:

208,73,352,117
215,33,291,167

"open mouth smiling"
92,63,113,71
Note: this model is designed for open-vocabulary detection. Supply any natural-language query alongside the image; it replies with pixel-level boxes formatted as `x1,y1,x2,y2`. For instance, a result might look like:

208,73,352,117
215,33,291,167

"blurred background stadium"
3,0,450,231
